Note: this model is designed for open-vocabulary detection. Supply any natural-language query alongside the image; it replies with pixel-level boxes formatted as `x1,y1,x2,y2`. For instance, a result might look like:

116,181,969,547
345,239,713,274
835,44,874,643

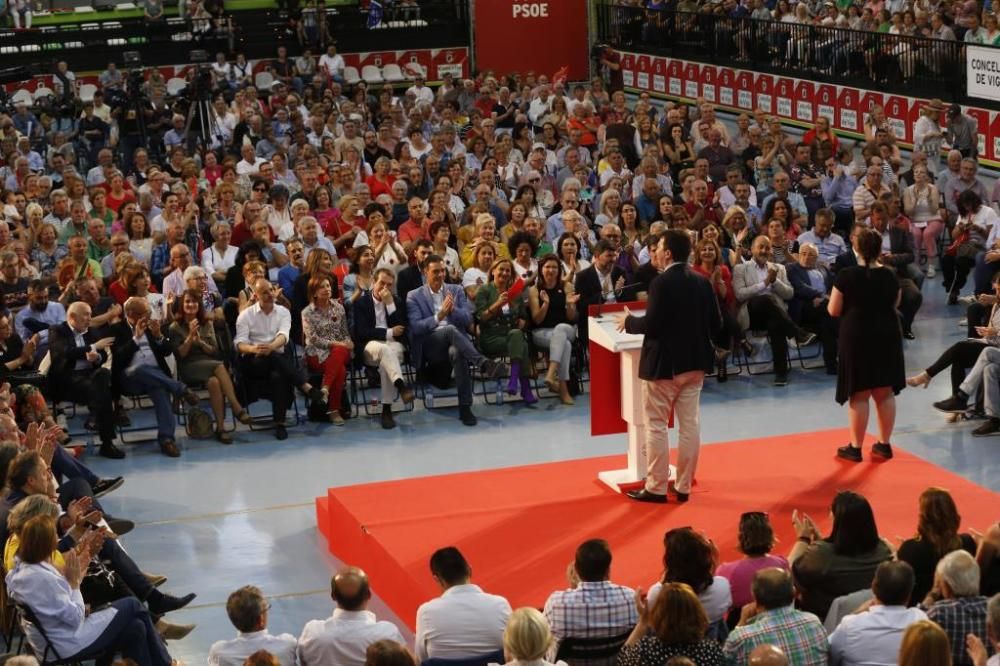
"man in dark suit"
110,297,198,458
614,230,721,504
575,239,637,348
836,218,922,339
407,254,506,427
396,240,432,321
48,302,122,459
788,242,839,374
354,267,415,430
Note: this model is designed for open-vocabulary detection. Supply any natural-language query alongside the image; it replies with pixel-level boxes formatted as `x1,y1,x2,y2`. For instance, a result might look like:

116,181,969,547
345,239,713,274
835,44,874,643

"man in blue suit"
406,254,507,426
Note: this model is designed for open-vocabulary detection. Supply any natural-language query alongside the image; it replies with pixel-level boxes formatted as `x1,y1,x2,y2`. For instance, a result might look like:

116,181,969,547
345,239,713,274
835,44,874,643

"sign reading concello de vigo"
968,45,1000,103
616,50,999,164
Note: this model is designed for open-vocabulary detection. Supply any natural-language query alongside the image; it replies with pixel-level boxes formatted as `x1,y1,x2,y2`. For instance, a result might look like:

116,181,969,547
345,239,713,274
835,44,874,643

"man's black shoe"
903,330,916,340
934,391,969,413
459,406,478,426
972,418,1000,437
106,518,135,536
99,442,125,459
673,491,690,503
275,424,288,440
947,291,959,305
148,592,196,615
625,489,667,504
381,409,396,430
837,444,862,462
159,439,181,458
872,442,894,458
774,373,789,387
93,477,124,498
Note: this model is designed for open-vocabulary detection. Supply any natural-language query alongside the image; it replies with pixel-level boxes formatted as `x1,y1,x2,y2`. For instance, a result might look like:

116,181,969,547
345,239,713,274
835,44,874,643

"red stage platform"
315,429,1000,629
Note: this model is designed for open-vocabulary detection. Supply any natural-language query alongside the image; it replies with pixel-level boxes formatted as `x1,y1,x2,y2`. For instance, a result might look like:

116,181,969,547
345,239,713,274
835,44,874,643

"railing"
0,0,468,72
596,3,969,102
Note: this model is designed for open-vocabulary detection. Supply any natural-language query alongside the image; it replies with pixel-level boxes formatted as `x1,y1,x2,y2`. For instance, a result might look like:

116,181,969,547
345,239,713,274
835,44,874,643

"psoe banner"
474,1,590,82
967,45,1000,103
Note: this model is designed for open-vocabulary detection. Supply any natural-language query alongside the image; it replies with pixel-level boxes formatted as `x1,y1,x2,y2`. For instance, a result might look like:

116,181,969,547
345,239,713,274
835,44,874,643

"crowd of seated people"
196,486,1000,666
3,46,1000,446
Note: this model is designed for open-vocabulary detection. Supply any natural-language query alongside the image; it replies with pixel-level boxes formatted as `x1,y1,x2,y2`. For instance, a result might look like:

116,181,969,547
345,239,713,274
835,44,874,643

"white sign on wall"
968,45,1000,102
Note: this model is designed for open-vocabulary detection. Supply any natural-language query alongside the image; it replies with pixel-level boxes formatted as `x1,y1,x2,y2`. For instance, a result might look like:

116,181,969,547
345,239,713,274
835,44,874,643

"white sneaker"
927,265,937,278
959,295,977,305
959,318,968,327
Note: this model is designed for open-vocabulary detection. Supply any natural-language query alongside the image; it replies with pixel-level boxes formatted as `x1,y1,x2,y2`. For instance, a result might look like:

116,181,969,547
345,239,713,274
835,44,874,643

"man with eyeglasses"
209,585,297,666
99,232,133,278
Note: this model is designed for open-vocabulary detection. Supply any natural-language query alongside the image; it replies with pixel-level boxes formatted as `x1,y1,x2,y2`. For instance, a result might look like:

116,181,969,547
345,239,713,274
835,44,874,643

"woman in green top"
474,258,536,405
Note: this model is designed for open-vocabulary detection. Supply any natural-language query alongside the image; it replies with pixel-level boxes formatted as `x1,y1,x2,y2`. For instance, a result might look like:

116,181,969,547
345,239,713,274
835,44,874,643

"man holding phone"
614,230,721,504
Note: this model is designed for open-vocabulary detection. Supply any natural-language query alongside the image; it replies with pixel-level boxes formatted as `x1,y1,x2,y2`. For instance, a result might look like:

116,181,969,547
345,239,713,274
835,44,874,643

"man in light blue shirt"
15,281,66,362
829,561,927,666
821,157,859,235
797,209,847,268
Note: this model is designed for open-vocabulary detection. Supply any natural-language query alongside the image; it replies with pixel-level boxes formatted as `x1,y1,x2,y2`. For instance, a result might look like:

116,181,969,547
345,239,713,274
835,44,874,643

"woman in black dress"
828,227,904,462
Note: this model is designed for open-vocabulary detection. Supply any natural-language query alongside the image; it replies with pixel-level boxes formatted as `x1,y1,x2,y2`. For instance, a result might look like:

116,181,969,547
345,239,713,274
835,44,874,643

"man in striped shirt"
543,539,638,660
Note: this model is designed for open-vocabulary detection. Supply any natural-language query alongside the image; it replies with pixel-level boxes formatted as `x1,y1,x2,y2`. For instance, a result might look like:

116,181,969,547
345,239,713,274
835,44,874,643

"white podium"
588,310,676,493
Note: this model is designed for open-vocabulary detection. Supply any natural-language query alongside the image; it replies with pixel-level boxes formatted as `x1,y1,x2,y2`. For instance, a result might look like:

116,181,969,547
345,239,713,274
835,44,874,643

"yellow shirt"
4,536,65,573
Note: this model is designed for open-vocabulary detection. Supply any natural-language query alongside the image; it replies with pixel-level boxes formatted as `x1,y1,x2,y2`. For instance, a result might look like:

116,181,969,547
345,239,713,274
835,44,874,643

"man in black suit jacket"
788,243,838,374
614,230,721,504
395,240,432,321
48,302,122,459
110,297,198,458
354,268,415,429
575,239,637,348
836,219,922,338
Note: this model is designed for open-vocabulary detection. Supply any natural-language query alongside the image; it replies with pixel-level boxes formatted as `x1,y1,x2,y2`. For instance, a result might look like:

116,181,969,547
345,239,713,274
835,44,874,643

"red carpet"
315,429,1000,629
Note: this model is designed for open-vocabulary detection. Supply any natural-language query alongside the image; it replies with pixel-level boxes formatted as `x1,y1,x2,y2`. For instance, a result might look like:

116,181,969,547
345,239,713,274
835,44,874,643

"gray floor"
80,286,1000,664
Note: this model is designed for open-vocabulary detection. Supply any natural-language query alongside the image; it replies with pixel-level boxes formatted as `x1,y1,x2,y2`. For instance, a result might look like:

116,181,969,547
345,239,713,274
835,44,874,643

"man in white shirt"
234,278,324,440
414,547,512,661
319,44,345,83
406,76,435,106
829,561,928,666
209,585,297,666
298,567,404,666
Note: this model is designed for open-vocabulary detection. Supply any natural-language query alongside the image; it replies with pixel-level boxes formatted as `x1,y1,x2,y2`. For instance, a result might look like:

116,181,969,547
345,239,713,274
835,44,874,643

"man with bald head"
297,567,404,666
749,644,790,665
723,568,828,664
111,297,199,458
234,278,324,440
48,301,122,458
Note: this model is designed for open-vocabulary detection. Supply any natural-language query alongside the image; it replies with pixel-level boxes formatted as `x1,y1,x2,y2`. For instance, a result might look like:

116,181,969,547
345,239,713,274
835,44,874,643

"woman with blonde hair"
500,608,563,666
619,583,724,665
460,213,509,269
898,620,952,666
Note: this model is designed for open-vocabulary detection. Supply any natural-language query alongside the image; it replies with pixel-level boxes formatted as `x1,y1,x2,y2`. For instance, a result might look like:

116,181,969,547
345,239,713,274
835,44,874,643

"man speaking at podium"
614,230,721,504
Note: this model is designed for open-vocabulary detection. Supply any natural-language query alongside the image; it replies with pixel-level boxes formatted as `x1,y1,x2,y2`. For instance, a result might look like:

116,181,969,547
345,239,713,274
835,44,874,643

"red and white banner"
615,50,1000,163
473,0,589,82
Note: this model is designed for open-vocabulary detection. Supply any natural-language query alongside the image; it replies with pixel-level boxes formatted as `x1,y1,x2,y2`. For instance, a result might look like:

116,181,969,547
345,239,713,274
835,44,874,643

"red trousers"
306,346,351,410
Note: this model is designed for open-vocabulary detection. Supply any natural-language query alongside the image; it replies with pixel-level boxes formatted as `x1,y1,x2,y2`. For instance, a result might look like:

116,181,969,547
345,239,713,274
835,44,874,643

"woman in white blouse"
201,221,238,288
6,515,173,666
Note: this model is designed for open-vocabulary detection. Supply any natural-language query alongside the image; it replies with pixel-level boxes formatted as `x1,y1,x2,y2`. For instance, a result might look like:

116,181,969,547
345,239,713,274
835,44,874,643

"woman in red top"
802,116,840,164
311,184,337,232
365,156,396,199
567,102,600,152
201,150,223,187
104,172,135,215
690,237,748,381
